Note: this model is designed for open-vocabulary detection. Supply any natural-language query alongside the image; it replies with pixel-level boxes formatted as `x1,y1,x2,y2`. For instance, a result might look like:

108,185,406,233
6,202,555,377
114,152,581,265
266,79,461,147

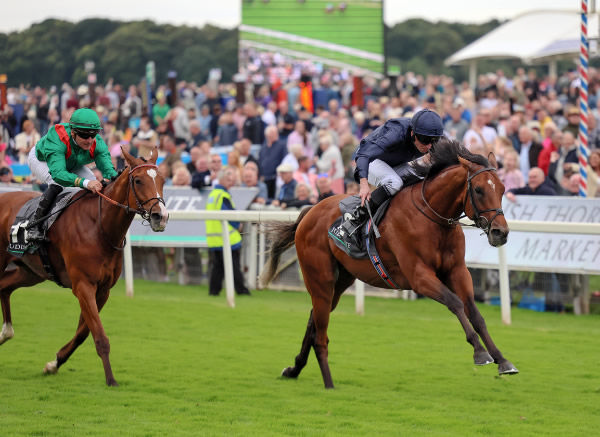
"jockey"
342,109,444,234
26,107,118,242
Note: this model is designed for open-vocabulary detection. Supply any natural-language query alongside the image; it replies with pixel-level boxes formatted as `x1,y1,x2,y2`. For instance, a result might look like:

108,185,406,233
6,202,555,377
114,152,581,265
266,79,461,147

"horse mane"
412,138,489,178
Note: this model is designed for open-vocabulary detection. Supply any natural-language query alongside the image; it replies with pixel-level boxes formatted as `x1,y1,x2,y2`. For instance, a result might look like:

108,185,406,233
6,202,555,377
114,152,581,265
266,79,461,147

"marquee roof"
445,10,600,66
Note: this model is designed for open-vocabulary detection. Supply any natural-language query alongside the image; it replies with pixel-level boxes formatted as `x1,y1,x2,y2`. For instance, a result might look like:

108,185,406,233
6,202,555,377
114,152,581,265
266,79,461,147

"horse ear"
458,156,474,171
121,145,136,166
487,152,498,169
148,146,159,164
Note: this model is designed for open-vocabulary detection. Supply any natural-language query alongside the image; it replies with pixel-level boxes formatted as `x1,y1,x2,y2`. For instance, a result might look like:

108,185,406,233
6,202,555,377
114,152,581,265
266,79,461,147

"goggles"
73,129,99,139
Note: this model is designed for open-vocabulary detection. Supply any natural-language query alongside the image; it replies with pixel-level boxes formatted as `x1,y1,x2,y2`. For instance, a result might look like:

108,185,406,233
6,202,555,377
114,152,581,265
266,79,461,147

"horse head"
458,152,508,247
121,146,169,232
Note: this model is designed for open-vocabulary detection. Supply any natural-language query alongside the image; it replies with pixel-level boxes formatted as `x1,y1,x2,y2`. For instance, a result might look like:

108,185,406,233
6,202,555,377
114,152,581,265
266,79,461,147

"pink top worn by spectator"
497,168,525,191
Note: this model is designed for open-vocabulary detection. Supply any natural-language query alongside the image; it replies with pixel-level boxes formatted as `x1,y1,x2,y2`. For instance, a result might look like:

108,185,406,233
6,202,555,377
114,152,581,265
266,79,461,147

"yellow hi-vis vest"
206,188,242,248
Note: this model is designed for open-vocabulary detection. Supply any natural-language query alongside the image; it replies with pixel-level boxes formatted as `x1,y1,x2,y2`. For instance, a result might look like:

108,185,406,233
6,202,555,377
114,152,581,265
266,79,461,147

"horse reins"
412,165,504,235
96,163,166,249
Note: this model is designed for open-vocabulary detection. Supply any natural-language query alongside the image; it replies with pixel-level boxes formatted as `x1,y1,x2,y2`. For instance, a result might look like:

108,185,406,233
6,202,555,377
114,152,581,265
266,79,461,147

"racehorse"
261,139,518,389
0,147,168,386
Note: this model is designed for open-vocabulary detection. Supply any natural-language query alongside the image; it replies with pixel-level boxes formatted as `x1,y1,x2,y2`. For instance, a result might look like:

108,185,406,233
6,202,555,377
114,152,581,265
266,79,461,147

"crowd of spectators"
2,61,600,206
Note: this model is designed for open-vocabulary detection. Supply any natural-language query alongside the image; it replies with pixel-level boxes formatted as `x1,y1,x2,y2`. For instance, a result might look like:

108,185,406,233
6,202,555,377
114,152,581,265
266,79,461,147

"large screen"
240,0,384,76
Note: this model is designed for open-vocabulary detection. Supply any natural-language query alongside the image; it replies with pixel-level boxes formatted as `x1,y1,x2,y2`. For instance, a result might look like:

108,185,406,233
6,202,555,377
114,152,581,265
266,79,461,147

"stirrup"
26,227,47,243
340,214,366,237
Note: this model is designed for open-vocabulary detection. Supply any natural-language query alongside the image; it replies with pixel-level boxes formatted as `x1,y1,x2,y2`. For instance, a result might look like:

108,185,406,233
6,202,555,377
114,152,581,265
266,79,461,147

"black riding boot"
27,184,63,242
341,186,391,235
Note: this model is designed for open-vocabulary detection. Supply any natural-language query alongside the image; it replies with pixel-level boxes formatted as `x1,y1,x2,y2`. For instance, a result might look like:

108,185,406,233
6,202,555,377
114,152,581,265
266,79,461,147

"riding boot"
341,186,391,236
27,184,63,242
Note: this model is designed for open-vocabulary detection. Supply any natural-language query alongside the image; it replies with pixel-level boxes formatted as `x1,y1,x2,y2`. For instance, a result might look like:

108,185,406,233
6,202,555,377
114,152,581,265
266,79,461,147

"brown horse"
261,140,518,389
0,148,168,386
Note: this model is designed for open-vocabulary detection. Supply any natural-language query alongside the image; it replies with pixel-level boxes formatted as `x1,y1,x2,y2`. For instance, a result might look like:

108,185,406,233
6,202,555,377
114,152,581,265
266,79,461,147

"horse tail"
260,206,313,287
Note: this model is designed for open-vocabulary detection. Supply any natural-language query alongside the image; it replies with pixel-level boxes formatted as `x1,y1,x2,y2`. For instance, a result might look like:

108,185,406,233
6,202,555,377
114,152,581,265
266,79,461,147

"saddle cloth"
328,195,392,259
7,188,83,257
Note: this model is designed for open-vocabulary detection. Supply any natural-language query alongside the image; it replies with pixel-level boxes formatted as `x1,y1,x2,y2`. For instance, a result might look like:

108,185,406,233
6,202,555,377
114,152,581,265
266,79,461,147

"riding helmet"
69,108,102,131
410,109,444,137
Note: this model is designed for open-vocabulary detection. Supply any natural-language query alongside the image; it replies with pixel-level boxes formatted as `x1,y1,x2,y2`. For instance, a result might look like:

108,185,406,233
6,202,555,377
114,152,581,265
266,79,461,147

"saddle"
7,188,82,257
328,195,392,259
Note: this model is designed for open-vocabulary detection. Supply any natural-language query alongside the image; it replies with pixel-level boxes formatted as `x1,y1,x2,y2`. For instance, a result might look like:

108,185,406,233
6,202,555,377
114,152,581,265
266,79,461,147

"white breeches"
28,146,95,185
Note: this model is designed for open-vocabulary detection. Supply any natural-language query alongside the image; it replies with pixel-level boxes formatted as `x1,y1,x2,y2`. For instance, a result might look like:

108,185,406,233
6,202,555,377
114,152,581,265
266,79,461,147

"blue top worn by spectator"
259,138,288,182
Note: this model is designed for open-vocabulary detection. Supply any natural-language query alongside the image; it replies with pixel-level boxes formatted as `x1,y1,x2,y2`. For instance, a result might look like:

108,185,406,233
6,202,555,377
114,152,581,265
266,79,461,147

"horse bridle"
417,165,504,235
97,163,166,221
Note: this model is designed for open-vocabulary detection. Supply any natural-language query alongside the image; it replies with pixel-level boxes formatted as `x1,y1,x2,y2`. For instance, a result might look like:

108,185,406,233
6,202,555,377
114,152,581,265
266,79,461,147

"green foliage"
0,280,598,436
0,17,503,86
0,20,239,87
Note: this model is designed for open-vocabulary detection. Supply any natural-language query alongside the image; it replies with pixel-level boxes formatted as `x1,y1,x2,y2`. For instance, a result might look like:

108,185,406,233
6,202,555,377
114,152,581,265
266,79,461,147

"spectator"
548,131,578,187
171,166,192,187
282,183,315,209
287,120,311,159
191,155,212,189
515,126,543,183
241,164,268,205
444,100,469,141
209,104,222,139
0,166,17,184
505,167,557,202
131,115,159,160
316,174,335,201
563,107,580,138
497,149,525,191
205,168,251,296
537,130,562,176
189,120,208,148
226,148,243,184
207,153,223,188
315,135,345,194
463,109,497,157
215,111,238,146
345,181,360,195
236,137,259,168
271,163,297,207
186,146,203,176
14,119,40,164
293,156,318,195
555,164,581,195
242,102,264,144
586,150,600,197
196,104,212,140
258,125,288,199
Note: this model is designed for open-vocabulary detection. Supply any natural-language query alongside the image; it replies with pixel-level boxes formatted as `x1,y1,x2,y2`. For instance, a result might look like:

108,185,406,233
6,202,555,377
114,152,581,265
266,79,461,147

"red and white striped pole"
578,0,591,197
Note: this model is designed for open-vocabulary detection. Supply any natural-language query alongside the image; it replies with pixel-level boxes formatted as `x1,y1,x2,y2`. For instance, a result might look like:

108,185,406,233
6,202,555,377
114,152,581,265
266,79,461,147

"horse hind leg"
281,310,316,379
0,261,44,345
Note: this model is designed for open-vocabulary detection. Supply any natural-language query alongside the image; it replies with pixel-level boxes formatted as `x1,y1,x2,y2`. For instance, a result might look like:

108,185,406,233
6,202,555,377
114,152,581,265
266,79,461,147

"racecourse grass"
0,280,598,436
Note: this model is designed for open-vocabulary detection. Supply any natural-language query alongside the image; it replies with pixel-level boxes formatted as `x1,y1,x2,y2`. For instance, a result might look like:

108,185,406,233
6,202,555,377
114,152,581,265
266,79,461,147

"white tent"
445,10,600,86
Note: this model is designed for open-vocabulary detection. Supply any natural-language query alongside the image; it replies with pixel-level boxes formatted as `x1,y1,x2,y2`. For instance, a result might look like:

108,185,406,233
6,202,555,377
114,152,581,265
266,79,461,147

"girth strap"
365,219,401,289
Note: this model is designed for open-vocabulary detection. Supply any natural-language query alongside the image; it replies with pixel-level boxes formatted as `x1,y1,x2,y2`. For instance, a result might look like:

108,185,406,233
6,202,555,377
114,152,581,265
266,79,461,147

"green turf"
242,0,383,53
0,280,598,436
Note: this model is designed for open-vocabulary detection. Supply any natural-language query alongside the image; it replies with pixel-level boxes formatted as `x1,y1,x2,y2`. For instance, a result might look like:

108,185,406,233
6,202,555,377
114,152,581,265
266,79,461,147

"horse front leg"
448,266,519,375
71,281,117,386
412,265,495,368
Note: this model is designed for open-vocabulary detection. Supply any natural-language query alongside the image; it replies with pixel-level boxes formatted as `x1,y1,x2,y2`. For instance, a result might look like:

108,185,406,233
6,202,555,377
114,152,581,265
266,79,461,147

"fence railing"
125,210,600,323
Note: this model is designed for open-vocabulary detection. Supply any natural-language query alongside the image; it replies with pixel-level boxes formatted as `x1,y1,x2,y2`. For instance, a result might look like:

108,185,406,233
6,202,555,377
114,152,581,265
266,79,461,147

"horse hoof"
281,367,297,379
474,351,494,366
498,361,519,375
0,324,14,345
43,360,58,375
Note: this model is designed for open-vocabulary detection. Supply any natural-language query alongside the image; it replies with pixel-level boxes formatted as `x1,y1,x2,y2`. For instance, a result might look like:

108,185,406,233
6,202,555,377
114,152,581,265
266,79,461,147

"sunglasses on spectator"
73,129,99,139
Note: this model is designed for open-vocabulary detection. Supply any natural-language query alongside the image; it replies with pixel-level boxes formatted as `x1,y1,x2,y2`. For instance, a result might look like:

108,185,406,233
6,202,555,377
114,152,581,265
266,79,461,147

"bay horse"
261,140,518,389
0,147,168,386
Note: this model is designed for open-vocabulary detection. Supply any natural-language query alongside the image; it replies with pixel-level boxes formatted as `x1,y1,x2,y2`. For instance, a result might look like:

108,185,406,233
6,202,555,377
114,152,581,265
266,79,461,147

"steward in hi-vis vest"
205,168,250,296
27,108,118,242
205,187,242,249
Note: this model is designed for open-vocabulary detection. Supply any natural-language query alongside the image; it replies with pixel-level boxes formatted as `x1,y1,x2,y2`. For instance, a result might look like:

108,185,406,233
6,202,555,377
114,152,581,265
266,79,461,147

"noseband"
97,163,166,221
417,165,504,235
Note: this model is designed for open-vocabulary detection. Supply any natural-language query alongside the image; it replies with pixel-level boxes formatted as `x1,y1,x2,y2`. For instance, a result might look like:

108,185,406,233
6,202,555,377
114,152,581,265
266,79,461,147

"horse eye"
474,186,484,195
134,178,142,185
